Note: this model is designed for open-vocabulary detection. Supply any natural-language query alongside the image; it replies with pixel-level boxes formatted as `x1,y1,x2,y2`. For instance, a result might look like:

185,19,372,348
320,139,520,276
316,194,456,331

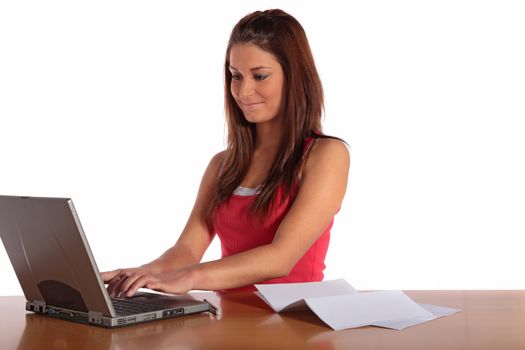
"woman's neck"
255,119,283,152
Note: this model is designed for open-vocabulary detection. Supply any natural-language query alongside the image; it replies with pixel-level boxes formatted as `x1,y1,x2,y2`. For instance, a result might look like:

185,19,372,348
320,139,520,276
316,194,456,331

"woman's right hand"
101,267,151,298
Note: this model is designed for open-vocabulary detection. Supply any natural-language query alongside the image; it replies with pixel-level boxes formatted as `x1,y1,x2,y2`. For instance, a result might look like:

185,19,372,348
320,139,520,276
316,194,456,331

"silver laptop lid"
0,195,116,317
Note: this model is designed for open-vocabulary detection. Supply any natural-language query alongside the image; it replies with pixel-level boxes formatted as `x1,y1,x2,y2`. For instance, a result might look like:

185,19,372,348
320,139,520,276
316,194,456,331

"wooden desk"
1,291,524,350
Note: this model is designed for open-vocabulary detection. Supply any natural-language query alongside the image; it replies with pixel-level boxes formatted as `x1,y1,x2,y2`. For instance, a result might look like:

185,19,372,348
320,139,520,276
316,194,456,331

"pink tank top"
213,137,333,290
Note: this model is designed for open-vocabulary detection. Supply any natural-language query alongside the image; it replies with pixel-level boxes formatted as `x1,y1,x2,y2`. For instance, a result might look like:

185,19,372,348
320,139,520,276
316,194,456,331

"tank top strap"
302,137,318,159
298,136,319,180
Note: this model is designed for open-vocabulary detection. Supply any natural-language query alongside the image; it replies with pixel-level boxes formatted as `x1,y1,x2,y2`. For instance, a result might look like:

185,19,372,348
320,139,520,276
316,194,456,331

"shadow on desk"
18,312,213,350
216,290,270,311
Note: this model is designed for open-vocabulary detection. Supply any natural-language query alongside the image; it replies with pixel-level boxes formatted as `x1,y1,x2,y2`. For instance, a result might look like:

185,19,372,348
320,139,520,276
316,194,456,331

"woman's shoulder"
304,137,350,173
210,149,228,165
310,137,349,159
206,149,231,178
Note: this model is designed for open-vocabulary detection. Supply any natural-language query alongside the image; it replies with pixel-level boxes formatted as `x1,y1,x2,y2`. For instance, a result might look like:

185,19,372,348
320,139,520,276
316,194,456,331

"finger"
119,272,146,297
101,269,122,283
108,270,131,298
108,274,127,297
125,275,154,297
145,280,162,292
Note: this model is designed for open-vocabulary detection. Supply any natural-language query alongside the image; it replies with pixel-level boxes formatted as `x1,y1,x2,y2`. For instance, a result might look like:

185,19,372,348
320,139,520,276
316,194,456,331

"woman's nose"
239,80,255,98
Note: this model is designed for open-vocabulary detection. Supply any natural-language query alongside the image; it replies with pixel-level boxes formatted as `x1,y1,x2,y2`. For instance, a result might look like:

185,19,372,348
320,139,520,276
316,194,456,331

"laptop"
0,195,217,328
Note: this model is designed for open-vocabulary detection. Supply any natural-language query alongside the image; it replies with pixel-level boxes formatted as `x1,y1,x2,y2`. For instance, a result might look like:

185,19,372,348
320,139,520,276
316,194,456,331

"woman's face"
229,43,284,125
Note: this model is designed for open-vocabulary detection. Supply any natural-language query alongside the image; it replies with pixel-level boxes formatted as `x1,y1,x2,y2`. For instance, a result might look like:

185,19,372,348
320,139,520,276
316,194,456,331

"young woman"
102,9,350,297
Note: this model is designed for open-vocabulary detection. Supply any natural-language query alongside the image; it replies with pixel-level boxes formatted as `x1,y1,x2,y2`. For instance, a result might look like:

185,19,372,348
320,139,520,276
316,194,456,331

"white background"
1,1,524,295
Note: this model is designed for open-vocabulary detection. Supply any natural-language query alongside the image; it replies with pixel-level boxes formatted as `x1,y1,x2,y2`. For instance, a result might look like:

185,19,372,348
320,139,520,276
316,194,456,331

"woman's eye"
231,74,242,81
254,74,268,81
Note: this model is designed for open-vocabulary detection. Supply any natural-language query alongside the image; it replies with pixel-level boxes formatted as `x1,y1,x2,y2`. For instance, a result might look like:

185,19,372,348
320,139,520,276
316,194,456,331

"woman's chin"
243,113,263,124
243,112,279,125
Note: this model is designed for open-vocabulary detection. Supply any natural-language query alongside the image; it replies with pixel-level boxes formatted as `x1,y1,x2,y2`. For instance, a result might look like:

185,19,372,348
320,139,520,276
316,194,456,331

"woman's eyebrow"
229,65,272,71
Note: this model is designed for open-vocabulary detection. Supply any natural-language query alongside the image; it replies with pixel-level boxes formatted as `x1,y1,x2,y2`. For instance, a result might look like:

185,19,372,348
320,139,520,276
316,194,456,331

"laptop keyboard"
112,298,166,316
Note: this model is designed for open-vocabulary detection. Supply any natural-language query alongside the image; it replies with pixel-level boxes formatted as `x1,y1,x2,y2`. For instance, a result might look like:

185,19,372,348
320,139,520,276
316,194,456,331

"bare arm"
101,151,224,295
142,151,224,273
116,139,349,296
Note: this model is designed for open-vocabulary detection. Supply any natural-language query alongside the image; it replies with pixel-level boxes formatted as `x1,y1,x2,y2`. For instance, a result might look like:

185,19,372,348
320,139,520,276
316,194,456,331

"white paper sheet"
304,290,435,330
255,279,357,312
371,303,461,330
254,279,461,331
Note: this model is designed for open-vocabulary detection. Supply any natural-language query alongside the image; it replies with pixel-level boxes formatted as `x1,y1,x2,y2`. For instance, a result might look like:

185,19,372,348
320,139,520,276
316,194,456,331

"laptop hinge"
26,300,47,313
88,311,104,325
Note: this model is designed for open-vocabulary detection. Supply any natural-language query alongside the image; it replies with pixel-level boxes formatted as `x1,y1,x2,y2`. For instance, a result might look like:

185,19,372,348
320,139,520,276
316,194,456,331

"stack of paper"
255,279,460,330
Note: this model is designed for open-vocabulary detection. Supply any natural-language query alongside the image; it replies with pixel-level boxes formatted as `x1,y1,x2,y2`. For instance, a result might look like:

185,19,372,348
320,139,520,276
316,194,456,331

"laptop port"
144,313,157,320
163,308,184,317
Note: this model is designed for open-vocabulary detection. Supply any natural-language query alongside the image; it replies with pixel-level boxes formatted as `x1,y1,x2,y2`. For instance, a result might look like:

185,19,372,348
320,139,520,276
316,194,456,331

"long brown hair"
207,9,330,226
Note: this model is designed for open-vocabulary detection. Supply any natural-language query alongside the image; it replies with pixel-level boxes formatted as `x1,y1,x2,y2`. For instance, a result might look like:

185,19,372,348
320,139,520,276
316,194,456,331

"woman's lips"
242,102,264,111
